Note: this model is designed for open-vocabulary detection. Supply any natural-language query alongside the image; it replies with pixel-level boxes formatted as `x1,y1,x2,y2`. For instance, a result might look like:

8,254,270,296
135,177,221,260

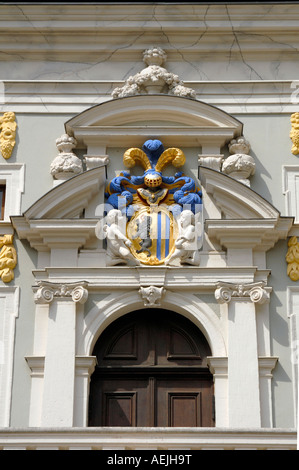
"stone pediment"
24,166,106,220
200,166,280,219
65,95,243,149
11,167,106,251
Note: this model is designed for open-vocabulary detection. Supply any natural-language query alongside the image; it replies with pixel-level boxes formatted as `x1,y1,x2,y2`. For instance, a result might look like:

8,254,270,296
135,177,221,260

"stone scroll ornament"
0,112,17,160
104,139,203,266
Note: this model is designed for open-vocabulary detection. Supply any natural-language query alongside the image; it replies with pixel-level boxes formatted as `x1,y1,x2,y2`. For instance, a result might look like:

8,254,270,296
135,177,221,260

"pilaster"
215,282,271,428
33,281,88,427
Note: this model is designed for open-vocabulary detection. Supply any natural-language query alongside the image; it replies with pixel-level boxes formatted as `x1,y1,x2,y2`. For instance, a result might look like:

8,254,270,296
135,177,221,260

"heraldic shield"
127,205,178,265
105,139,203,266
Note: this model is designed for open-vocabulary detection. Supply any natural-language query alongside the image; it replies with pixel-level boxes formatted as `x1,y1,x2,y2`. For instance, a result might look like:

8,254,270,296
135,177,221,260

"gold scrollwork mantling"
286,236,299,281
290,113,299,156
0,112,17,160
0,234,17,283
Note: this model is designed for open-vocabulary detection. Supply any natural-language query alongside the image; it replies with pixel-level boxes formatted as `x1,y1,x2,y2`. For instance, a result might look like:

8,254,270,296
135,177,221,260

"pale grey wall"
233,113,295,216
12,114,74,212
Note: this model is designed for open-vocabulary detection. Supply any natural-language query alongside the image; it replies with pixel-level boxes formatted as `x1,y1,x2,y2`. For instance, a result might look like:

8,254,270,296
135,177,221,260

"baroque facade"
0,2,298,450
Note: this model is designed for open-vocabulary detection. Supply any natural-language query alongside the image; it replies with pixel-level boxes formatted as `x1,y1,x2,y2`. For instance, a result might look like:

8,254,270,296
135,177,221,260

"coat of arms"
104,139,203,266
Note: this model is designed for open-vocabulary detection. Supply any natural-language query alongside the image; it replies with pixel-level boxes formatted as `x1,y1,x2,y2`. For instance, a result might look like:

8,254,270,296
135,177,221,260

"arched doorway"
88,309,215,427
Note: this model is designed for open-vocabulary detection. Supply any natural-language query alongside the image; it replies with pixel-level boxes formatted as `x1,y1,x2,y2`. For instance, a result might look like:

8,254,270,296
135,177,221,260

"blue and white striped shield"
127,205,178,265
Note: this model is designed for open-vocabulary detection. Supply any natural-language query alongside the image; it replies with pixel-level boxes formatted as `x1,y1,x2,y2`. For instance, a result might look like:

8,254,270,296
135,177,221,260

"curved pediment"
200,166,280,219
11,167,106,249
24,166,106,220
65,95,243,148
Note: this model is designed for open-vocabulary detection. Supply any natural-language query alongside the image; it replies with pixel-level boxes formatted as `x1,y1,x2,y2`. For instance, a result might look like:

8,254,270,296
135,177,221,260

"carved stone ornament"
165,210,201,266
139,285,166,307
102,209,141,266
198,154,224,172
215,281,271,305
83,155,110,170
228,137,251,155
290,112,299,155
222,137,255,187
50,134,83,181
0,112,17,160
112,47,196,99
286,236,299,281
34,281,89,305
0,234,17,283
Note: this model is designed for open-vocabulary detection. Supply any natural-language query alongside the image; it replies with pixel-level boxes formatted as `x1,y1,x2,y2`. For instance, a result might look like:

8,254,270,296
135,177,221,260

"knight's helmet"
123,139,186,188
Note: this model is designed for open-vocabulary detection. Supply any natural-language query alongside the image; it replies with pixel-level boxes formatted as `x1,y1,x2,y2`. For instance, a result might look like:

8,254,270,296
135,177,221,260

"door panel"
89,376,150,427
104,392,137,427
89,309,215,428
93,310,211,368
156,377,213,427
168,392,201,427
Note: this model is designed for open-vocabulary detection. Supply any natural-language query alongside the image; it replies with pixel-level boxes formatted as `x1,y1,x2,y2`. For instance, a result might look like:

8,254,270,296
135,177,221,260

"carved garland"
286,236,299,281
290,113,299,155
0,234,17,283
0,112,17,160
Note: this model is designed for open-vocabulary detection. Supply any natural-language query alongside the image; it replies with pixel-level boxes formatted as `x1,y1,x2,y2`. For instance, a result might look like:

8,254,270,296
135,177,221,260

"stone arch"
79,289,227,358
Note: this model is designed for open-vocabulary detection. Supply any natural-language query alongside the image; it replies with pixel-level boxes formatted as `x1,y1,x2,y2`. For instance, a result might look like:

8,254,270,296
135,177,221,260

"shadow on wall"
268,239,295,427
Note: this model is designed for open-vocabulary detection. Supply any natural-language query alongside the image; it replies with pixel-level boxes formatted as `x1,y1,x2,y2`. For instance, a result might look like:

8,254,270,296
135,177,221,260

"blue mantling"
105,141,202,218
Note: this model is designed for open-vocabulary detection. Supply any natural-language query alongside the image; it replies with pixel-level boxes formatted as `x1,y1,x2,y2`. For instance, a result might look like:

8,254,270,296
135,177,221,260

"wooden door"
88,310,215,427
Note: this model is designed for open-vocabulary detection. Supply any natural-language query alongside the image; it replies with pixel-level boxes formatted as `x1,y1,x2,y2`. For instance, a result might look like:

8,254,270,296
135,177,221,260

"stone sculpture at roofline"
112,46,196,99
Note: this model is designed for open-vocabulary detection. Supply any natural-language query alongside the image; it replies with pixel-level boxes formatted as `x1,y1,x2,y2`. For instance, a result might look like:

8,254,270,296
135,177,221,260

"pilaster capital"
215,281,271,305
34,281,89,305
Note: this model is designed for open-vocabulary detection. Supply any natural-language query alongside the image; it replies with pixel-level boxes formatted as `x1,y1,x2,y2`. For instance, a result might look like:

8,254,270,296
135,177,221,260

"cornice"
0,80,296,115
0,427,296,450
31,265,261,292
1,3,298,23
0,4,298,63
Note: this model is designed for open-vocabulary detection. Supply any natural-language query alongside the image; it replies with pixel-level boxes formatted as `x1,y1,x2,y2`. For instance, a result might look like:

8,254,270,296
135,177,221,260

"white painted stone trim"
0,163,24,222
283,165,299,225
79,290,227,358
0,80,297,115
0,427,296,450
26,355,96,427
65,94,242,151
287,286,299,428
0,286,19,427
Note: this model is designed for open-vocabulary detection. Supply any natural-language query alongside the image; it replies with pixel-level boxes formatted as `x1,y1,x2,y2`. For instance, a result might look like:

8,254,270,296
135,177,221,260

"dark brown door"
89,310,214,427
